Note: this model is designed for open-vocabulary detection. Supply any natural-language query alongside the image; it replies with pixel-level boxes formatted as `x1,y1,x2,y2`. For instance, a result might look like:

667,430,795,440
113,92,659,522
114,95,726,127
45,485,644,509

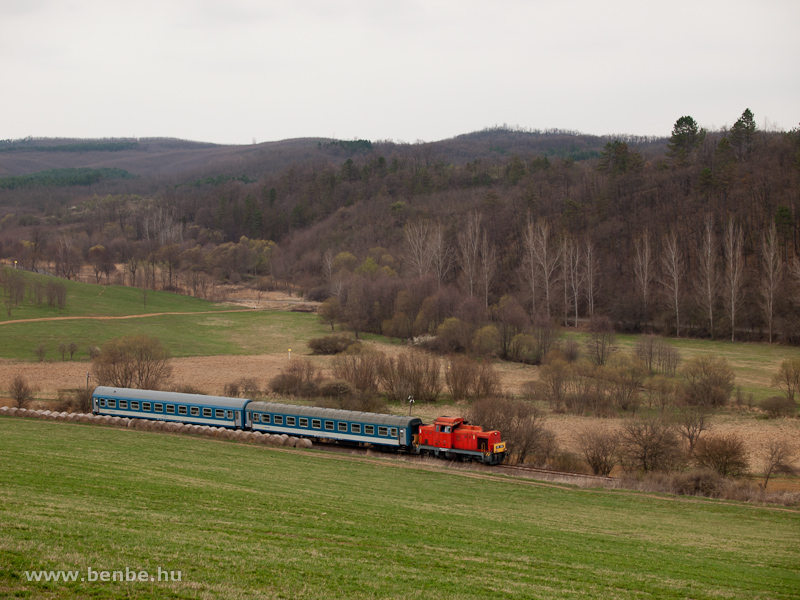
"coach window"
262,414,271,424
190,407,199,416
274,415,283,425
99,399,106,407
338,422,347,432
166,405,175,414
286,417,296,426
131,402,139,410
351,424,361,434
299,418,309,428
178,406,187,415
364,425,374,435
325,421,334,431
154,404,163,413
378,427,388,437
142,402,152,412
119,400,128,409
215,409,224,419
108,400,116,408
226,410,233,420
203,408,212,418
390,428,397,437
253,413,260,422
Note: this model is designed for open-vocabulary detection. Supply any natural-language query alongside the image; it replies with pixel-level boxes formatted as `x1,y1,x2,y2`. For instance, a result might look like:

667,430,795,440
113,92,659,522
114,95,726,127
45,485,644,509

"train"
91,386,508,465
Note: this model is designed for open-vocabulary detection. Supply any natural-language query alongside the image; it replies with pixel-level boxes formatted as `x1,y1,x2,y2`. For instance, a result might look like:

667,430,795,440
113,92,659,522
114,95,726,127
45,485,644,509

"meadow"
1,418,798,600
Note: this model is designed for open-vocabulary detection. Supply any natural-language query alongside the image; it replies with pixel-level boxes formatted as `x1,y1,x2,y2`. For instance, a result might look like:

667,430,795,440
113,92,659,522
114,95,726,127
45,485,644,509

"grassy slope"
1,419,798,600
0,269,232,322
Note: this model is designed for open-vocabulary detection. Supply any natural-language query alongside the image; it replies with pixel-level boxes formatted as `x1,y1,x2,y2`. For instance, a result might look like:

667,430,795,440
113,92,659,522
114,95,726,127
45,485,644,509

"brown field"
2,345,798,491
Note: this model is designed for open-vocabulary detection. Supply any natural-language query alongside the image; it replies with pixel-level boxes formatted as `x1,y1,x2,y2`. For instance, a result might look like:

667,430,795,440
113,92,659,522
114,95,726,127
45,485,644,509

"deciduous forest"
2,111,800,351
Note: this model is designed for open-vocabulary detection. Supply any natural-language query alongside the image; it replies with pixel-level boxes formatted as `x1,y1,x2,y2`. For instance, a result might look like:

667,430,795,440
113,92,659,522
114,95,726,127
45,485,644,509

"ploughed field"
1,418,799,599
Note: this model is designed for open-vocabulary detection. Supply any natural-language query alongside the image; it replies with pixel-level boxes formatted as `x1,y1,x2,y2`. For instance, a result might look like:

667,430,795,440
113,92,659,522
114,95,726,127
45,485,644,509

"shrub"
679,356,735,407
467,397,555,464
68,341,78,360
444,355,478,401
635,335,680,376
471,325,501,357
585,315,617,366
331,353,381,396
318,380,355,400
34,344,46,362
759,396,797,418
224,378,261,398
618,417,684,473
10,374,34,409
55,387,91,413
575,423,619,476
308,334,353,355
92,335,172,390
269,360,321,397
669,469,725,497
693,433,748,477
378,351,442,403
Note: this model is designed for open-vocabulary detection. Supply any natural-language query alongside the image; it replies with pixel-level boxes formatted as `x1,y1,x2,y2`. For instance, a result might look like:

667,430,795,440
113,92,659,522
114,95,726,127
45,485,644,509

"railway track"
494,463,614,482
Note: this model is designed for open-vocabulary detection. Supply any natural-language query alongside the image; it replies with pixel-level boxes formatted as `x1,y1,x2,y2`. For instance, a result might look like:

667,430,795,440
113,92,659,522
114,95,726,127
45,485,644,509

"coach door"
399,428,405,445
234,411,242,428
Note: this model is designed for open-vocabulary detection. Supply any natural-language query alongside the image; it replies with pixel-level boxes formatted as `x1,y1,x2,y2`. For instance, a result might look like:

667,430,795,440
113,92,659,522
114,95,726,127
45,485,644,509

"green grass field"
1,418,798,599
0,268,232,322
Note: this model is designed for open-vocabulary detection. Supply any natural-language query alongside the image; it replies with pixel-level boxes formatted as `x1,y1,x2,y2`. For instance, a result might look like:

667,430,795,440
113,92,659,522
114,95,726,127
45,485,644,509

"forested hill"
2,114,800,345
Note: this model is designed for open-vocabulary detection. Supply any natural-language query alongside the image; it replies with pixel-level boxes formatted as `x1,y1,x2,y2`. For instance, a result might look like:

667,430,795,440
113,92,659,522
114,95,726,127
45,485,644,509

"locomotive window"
215,409,224,419
262,414,271,424
390,428,397,437
338,422,347,432
108,400,116,408
325,421,334,431
154,403,163,412
203,408,212,418
131,402,139,410
166,405,175,414
253,413,260,422
351,424,361,434
226,410,233,419
119,400,128,409
99,399,106,407
364,425,374,435
286,417,296,426
142,402,152,412
299,418,309,427
378,427,388,437
178,406,188,415
312,419,321,429
190,407,199,416
274,415,283,425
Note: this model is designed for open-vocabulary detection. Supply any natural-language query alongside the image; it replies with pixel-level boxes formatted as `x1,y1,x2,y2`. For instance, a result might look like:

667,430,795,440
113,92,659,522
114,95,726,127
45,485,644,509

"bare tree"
532,219,560,319
521,214,538,317
403,220,434,278
322,248,335,280
660,230,686,337
723,219,745,342
430,221,454,288
480,231,497,307
758,438,797,490
586,315,618,366
618,417,683,473
674,407,711,452
694,433,748,477
633,230,654,319
9,374,34,409
694,216,718,338
772,358,800,402
563,234,584,326
759,222,782,343
584,238,599,317
92,335,173,390
457,212,482,297
576,423,619,476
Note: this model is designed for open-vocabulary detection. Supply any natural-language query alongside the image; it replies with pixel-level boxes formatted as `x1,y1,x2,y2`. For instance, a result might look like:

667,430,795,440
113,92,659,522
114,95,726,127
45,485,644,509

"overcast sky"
2,0,798,145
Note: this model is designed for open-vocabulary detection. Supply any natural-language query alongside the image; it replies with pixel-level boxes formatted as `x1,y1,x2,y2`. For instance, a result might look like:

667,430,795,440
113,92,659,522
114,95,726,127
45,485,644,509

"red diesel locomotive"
417,416,506,464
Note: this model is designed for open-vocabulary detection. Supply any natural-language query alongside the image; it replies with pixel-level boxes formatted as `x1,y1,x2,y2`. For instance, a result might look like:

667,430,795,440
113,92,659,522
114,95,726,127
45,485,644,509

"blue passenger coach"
246,402,423,449
92,386,250,428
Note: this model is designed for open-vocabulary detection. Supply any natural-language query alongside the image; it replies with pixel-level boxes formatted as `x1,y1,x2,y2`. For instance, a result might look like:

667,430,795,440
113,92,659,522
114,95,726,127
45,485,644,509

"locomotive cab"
417,416,506,464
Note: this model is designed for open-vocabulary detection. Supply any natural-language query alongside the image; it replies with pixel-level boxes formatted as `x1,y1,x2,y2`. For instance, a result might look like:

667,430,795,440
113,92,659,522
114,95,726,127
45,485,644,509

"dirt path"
0,307,282,326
